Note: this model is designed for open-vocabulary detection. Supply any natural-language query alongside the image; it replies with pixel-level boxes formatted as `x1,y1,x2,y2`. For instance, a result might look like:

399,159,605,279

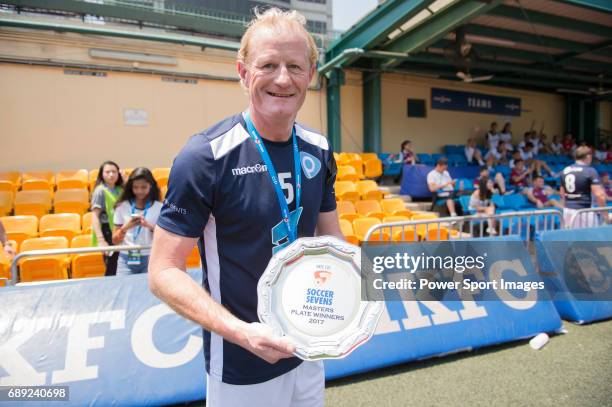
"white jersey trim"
203,215,223,379
295,125,329,151
210,123,250,160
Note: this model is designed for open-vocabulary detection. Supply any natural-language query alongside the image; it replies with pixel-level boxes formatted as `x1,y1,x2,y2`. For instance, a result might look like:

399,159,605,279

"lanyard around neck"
244,112,301,243
131,200,151,241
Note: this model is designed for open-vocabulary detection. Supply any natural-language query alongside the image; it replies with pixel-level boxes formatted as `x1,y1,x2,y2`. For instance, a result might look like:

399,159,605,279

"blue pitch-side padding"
536,226,612,324
0,238,563,405
326,237,562,380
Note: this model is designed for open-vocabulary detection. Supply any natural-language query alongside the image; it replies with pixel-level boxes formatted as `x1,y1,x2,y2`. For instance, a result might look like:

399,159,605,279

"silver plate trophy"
257,236,383,361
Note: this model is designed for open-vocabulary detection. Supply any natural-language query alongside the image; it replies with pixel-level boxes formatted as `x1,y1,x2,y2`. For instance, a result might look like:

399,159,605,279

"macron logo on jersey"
232,163,267,176
301,152,321,179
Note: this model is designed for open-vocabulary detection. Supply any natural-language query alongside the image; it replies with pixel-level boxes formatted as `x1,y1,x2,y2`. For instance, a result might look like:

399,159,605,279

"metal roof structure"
321,0,612,150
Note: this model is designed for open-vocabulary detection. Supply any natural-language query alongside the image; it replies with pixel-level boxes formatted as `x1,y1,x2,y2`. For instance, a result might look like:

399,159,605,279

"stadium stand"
56,169,89,190
39,213,82,241
0,215,38,250
18,236,70,282
14,190,53,218
54,188,90,215
70,234,106,279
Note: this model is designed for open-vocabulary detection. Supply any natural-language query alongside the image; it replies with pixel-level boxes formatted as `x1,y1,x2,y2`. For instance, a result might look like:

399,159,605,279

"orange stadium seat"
360,153,378,162
381,198,412,217
18,236,69,282
56,169,89,190
82,212,93,233
356,180,384,201
0,180,18,195
336,200,359,222
353,217,390,243
0,171,21,187
0,191,13,216
39,213,81,241
122,168,133,179
153,168,171,189
186,244,201,269
355,200,385,221
338,219,359,246
411,213,439,221
21,179,53,193
364,158,383,179
336,166,360,182
0,215,38,250
14,190,52,218
417,224,449,241
346,160,365,179
70,234,105,278
334,181,360,202
54,188,90,215
161,186,168,201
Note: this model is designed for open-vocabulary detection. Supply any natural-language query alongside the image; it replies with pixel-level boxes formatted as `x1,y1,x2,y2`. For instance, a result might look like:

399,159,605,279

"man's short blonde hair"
238,7,319,67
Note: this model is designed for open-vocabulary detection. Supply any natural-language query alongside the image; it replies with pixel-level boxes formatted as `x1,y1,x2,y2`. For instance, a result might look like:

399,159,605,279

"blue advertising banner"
431,88,522,116
0,238,562,405
536,226,612,323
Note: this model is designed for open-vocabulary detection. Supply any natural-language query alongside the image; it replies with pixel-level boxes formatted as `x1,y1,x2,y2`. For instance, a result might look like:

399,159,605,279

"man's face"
534,178,544,188
491,123,497,132
516,161,524,171
238,28,315,123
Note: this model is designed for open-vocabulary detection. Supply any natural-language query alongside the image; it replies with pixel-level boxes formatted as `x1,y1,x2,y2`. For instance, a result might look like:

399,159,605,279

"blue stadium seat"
448,154,467,166
431,154,443,163
417,153,433,165
378,153,391,162
455,177,475,192
458,195,474,215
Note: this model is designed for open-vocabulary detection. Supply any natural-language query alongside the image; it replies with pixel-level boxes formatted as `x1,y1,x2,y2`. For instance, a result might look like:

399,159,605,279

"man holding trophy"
148,7,343,407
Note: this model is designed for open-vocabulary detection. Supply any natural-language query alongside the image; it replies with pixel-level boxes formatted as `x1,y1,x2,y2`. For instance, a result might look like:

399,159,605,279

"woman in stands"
465,137,485,166
549,135,563,155
91,160,124,276
112,167,162,275
391,140,418,183
468,177,497,235
499,122,514,151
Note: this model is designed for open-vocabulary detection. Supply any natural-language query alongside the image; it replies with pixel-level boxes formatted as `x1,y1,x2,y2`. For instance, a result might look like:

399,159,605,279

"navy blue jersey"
157,113,337,385
561,163,600,209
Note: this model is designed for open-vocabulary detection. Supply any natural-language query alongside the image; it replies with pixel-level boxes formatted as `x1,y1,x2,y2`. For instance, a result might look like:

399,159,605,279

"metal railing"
567,206,612,229
8,244,151,286
364,210,564,244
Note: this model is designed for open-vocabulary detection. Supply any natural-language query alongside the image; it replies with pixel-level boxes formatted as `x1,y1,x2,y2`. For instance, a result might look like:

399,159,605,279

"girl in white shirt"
112,167,163,275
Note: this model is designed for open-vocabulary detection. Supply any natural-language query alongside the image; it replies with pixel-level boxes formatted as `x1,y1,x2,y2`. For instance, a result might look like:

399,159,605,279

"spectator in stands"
594,142,608,164
427,157,458,217
560,146,606,227
486,143,509,167
600,172,612,200
509,150,522,169
538,133,552,155
476,165,506,195
562,132,576,156
520,142,556,177
549,135,562,155
0,219,16,258
390,140,418,183
510,159,533,190
91,160,124,276
499,122,514,151
112,167,162,275
465,137,484,166
526,176,563,209
468,177,497,235
485,122,500,152
528,131,541,154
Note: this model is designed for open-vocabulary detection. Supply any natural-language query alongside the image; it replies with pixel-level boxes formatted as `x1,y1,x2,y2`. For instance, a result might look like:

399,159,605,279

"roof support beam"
325,0,434,60
383,0,502,68
464,24,612,58
559,0,612,13
489,4,612,38
552,40,612,65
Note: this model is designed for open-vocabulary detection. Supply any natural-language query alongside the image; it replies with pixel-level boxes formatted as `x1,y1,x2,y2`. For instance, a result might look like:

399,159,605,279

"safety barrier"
364,209,564,244
567,206,612,229
8,244,151,285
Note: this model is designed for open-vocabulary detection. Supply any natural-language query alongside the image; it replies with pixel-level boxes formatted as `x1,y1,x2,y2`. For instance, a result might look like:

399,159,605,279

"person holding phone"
112,167,162,275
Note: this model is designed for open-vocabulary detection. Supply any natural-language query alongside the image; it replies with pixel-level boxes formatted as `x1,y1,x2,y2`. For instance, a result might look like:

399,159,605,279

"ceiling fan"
449,28,494,83
557,74,612,96
456,70,494,83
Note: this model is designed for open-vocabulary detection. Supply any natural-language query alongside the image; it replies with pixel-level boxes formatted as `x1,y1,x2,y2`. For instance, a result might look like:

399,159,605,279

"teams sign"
431,88,522,116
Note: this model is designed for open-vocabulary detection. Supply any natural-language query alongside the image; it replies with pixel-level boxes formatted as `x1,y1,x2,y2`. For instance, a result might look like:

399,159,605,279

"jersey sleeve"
157,136,216,238
589,167,601,185
319,148,337,212
113,201,129,226
90,186,104,210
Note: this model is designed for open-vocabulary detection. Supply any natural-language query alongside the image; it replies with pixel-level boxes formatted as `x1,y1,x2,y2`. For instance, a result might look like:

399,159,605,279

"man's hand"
536,200,543,209
240,322,296,364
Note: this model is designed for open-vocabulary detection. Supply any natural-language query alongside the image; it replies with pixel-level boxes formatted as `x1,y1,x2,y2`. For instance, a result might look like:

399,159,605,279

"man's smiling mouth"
267,92,294,98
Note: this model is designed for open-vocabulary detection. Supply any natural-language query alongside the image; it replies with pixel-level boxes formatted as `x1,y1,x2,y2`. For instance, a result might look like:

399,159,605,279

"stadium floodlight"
89,49,177,65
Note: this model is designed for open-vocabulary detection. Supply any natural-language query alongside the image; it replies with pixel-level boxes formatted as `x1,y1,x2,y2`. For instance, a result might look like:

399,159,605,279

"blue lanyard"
244,112,301,243
130,200,151,241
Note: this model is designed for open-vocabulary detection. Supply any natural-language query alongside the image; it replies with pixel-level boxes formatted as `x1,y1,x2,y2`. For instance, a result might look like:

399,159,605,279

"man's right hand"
239,322,296,364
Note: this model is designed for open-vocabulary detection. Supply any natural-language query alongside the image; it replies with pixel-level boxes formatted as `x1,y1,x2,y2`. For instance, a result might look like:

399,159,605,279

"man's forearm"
149,267,247,346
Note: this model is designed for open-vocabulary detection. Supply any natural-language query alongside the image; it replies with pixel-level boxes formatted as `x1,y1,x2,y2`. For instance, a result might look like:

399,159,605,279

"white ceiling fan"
557,74,612,96
456,70,494,83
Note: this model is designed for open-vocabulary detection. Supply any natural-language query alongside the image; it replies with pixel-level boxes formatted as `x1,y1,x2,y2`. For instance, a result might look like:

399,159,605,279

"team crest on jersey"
300,152,321,179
